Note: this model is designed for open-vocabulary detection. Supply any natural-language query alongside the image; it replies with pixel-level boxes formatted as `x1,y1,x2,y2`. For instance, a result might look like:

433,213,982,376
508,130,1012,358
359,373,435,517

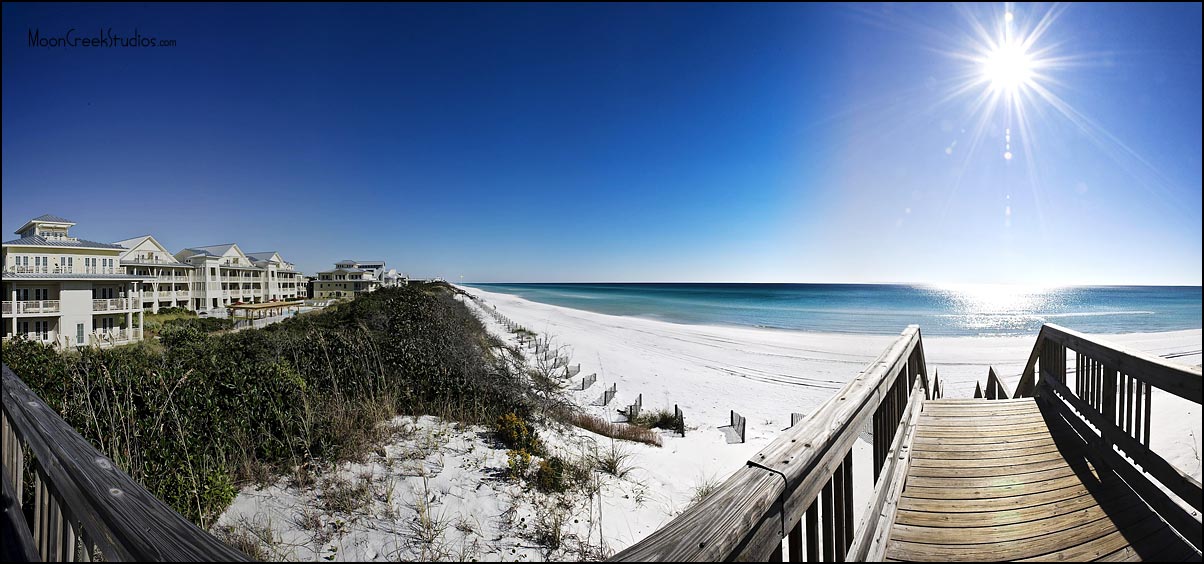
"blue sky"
3,3,1200,285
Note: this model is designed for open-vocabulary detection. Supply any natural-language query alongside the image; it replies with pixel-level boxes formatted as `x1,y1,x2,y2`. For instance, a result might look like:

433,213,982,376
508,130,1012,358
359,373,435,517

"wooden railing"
0,365,248,561
1016,323,1202,550
974,367,1012,399
611,326,931,561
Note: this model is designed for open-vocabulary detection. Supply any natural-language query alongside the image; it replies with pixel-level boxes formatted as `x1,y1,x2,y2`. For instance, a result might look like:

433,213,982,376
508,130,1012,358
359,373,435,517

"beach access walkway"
611,324,1202,562
1,324,1200,561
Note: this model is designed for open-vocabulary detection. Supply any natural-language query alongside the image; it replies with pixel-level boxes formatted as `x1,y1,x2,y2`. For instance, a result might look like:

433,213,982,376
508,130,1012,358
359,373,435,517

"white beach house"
2,215,148,347
313,260,383,299
114,238,304,313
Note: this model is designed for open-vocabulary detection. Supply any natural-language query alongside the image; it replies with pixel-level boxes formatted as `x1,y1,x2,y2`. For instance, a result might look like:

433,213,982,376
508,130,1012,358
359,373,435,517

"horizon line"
458,281,1204,288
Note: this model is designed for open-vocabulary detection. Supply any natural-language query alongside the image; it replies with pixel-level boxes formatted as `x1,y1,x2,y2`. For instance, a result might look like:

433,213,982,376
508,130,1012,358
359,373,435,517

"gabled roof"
2,235,124,250
247,251,282,263
113,234,155,249
184,243,239,256
115,235,190,265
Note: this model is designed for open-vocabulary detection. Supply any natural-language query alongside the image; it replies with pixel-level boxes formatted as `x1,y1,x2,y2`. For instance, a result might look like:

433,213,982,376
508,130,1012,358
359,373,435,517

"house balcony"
89,328,141,347
2,300,61,315
92,298,137,312
123,257,182,266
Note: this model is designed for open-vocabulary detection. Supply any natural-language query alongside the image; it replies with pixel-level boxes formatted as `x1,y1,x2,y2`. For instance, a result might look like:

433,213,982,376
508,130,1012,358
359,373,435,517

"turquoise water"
465,283,1203,337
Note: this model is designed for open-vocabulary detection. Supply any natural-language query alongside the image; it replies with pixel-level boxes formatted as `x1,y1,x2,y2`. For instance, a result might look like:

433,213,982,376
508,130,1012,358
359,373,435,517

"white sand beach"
460,285,1202,551
217,286,1201,560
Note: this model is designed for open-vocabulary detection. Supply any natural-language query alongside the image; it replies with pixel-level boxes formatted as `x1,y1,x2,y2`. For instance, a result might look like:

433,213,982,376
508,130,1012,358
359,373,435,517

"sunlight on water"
929,284,1060,335
471,283,1200,337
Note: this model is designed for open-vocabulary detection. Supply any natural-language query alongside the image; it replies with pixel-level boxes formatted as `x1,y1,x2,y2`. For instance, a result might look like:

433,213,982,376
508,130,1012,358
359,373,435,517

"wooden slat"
898,480,1104,513
1042,372,1202,511
895,488,1118,528
1038,393,1203,553
906,456,1079,479
886,500,1157,561
847,378,925,562
1,460,40,562
903,464,1085,489
901,473,1094,501
911,430,1054,446
909,448,1077,469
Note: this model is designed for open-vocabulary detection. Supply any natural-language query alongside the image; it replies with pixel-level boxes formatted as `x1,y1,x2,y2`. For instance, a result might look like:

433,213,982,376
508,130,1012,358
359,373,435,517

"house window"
76,324,84,344
34,288,48,301
34,321,49,340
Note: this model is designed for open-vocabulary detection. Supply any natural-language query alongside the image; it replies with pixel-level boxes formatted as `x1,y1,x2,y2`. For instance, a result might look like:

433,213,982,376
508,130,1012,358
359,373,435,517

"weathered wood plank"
901,472,1092,501
610,465,785,561
909,441,1067,460
886,498,1156,561
848,391,923,562
909,448,1077,469
903,464,1084,489
905,456,1079,478
895,489,1110,528
911,430,1054,446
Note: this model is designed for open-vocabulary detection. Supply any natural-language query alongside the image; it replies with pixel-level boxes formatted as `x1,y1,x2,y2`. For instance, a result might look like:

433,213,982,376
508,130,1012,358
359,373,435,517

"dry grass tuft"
560,410,662,447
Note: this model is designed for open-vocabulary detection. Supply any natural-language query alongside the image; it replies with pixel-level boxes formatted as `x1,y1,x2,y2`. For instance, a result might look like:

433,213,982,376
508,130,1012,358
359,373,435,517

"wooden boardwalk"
4,323,1199,562
886,398,1198,562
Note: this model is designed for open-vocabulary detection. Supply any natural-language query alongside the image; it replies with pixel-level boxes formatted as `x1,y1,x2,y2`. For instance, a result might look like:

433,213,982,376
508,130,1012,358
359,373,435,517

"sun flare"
982,41,1034,93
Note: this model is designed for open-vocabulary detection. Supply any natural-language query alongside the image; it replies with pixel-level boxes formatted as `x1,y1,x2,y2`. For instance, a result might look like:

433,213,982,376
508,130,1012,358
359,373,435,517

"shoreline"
459,284,1202,551
461,283,1203,340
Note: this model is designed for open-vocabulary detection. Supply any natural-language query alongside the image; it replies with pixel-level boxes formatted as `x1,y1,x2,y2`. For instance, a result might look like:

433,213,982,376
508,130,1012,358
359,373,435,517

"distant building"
296,274,310,299
314,261,382,299
3,215,148,347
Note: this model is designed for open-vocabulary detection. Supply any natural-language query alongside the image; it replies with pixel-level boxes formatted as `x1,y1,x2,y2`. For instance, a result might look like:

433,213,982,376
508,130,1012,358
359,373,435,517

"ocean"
465,283,1203,337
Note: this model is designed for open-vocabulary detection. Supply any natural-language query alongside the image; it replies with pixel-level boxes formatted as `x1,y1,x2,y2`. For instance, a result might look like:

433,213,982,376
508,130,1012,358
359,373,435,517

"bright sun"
982,41,1034,93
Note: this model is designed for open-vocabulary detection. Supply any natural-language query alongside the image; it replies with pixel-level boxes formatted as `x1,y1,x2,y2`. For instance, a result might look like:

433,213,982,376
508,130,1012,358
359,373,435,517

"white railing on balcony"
4,265,120,275
123,257,184,266
2,300,61,315
92,298,135,311
90,327,140,345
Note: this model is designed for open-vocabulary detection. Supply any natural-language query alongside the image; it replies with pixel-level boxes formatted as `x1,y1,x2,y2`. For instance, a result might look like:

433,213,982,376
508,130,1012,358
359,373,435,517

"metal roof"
28,214,75,224
183,243,238,256
2,235,125,249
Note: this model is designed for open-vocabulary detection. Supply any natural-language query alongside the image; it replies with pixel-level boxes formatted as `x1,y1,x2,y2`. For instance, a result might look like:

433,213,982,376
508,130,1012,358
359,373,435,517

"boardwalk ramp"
886,398,1197,561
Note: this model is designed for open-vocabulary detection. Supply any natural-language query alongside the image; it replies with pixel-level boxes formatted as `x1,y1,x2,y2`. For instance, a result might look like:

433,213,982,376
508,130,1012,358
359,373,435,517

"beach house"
313,260,382,299
2,215,148,347
116,239,303,313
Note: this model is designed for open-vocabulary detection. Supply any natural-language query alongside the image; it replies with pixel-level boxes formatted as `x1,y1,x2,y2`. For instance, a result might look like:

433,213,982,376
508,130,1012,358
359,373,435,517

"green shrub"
162,316,233,333
507,449,532,478
1,283,532,526
535,456,566,492
495,412,543,455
